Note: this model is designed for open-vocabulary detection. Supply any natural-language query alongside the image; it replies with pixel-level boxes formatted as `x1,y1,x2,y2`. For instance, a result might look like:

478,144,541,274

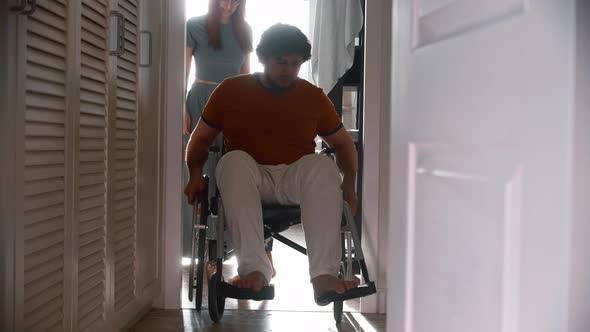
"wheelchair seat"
262,205,301,236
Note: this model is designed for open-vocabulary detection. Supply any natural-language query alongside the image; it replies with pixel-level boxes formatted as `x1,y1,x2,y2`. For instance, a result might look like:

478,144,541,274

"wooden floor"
130,310,386,332
130,309,386,332
130,226,385,331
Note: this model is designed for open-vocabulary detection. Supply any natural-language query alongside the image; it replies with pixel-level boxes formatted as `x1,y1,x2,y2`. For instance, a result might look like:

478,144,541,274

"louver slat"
79,291,104,323
23,204,63,225
79,251,103,271
79,183,105,199
25,296,64,332
82,0,106,17
80,196,105,211
24,247,63,280
79,239,105,259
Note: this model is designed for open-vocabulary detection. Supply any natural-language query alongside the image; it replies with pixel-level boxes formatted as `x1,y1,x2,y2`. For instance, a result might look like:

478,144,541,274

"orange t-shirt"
201,74,342,165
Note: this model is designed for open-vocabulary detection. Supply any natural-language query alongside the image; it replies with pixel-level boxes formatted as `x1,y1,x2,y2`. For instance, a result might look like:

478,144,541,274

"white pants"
216,150,343,283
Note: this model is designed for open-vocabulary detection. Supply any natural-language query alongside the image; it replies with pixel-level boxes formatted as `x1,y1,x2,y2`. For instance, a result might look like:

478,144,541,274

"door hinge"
11,0,36,16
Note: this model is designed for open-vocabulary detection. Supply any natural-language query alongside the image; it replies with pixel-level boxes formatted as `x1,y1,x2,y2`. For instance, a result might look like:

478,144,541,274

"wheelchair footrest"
218,282,275,301
316,282,377,306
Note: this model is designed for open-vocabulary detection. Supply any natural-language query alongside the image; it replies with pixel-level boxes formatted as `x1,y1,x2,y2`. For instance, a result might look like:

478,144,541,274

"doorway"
180,0,364,314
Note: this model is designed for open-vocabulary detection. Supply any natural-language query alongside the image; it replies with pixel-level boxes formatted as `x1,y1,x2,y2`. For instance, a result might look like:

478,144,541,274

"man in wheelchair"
184,23,360,305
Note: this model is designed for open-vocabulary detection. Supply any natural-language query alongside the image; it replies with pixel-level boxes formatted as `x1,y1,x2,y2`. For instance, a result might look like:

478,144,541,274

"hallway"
4,1,590,331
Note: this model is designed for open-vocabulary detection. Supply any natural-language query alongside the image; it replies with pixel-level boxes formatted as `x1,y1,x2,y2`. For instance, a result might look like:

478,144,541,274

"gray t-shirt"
186,15,247,83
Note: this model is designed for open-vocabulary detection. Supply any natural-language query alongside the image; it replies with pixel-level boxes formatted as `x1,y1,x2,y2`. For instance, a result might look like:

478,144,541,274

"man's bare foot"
228,271,268,292
311,274,360,300
225,251,276,285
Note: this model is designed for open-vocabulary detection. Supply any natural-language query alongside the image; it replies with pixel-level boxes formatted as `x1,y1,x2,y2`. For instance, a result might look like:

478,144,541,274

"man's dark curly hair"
256,23,312,62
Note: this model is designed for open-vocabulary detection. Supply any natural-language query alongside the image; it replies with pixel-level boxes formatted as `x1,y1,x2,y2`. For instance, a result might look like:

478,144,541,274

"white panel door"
388,1,577,331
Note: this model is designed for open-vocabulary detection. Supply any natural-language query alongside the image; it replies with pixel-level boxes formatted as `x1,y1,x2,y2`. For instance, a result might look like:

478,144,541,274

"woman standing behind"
185,0,251,136
183,0,277,277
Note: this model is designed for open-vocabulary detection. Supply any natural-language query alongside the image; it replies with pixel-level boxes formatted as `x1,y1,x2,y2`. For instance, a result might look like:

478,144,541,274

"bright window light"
181,257,197,266
185,0,310,85
246,0,310,79
181,256,237,266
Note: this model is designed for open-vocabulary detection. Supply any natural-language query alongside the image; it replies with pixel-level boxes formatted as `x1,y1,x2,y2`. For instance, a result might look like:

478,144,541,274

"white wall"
154,0,185,309
362,0,393,314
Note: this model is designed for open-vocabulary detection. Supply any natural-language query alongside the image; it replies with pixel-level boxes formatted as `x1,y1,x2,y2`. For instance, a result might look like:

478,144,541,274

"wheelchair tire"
208,270,226,322
334,269,345,323
334,300,343,324
194,228,206,311
188,233,196,303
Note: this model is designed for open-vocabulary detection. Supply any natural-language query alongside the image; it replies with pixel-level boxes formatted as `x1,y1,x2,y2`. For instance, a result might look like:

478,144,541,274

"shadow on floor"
130,309,386,332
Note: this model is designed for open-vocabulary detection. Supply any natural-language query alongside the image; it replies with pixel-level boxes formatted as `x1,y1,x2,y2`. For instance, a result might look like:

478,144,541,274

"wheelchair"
187,138,376,323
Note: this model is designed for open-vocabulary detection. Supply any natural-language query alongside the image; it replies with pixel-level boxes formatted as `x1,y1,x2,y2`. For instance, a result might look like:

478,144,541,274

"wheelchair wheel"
194,228,206,311
187,208,199,303
334,300,343,324
188,232,196,303
196,179,211,310
208,270,226,322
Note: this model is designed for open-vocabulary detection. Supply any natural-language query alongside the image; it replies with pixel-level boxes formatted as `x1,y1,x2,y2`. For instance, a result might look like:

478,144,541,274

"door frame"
1,3,17,330
1,2,27,329
155,0,185,309
361,0,392,314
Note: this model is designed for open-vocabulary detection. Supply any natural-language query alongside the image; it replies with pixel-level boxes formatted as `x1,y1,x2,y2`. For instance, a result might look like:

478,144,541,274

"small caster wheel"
208,270,226,322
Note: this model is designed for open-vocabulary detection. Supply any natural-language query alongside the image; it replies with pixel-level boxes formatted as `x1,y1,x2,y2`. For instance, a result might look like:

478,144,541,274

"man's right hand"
184,174,205,205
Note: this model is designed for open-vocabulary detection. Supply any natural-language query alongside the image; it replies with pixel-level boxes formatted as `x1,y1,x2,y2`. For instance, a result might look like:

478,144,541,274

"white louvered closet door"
79,0,109,330
22,0,68,331
6,0,155,329
111,0,139,313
